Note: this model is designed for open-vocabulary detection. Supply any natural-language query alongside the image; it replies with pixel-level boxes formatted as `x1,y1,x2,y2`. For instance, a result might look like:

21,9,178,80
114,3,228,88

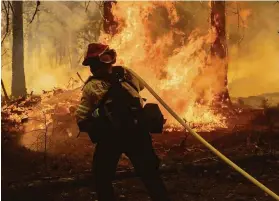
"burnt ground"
2,99,279,201
2,125,279,201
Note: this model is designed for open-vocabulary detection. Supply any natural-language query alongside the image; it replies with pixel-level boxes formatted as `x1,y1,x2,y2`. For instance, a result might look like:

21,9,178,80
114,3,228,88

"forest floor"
2,96,279,201
2,130,279,201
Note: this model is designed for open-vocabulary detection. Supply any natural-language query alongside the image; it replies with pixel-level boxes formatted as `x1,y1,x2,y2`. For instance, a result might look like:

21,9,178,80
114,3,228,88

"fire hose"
128,69,279,201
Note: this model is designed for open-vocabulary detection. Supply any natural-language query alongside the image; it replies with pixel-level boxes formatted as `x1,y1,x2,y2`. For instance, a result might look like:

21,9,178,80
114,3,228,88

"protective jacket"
75,67,145,127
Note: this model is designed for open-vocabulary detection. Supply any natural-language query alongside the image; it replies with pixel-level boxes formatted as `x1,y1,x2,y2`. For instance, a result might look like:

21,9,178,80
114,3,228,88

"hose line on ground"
128,69,279,201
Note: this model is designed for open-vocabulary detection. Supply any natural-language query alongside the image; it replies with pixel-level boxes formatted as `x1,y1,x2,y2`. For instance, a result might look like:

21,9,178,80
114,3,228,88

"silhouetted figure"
75,43,171,201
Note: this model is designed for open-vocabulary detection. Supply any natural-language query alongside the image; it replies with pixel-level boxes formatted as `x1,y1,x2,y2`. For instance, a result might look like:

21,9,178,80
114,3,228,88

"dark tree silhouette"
211,1,231,104
12,1,27,97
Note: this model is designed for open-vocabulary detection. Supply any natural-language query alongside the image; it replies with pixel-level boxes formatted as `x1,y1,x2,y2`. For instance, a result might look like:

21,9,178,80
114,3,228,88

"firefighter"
75,43,171,201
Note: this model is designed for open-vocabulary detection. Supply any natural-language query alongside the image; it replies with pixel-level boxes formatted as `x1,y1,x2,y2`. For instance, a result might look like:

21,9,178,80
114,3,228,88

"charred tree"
11,1,27,97
210,1,231,104
103,1,118,35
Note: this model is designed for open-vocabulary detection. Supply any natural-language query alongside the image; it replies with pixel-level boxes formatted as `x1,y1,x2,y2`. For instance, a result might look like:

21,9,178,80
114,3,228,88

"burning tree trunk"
12,1,27,97
103,1,118,35
210,1,230,104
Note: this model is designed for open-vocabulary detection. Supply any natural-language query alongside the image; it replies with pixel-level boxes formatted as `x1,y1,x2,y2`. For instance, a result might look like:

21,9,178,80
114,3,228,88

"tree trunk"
103,1,118,35
27,23,35,75
210,1,230,104
70,31,78,68
12,1,26,97
35,11,41,68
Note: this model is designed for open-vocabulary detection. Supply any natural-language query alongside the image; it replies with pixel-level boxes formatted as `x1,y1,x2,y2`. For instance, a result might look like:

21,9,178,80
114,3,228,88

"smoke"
2,1,278,151
1,1,278,98
227,2,279,97
169,2,279,98
1,1,100,94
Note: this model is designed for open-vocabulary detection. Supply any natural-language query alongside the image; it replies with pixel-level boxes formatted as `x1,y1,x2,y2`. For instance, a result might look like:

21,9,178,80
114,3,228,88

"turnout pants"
92,130,171,201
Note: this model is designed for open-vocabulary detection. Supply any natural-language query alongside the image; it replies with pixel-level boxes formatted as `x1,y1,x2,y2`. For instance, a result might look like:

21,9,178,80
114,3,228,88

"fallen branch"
192,157,218,164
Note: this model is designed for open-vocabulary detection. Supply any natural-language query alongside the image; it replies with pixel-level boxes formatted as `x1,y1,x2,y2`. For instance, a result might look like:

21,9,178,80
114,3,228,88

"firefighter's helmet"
82,43,117,66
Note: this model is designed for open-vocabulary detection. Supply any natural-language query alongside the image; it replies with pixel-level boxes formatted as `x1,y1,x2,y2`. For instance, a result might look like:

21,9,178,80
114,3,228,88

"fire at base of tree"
1,1,279,201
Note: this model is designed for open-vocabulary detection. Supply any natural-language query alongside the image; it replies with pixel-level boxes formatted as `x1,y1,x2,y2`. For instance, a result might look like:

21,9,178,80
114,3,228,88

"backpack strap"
82,67,140,93
113,66,140,93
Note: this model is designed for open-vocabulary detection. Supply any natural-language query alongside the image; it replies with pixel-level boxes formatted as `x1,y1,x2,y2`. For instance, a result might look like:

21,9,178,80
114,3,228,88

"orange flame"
17,2,229,151
100,2,227,131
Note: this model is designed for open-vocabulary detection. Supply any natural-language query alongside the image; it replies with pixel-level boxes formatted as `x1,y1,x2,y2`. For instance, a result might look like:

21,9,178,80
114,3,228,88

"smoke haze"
1,1,278,97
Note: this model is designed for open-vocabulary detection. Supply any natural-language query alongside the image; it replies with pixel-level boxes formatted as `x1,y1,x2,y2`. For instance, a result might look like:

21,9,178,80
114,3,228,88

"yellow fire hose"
128,69,279,200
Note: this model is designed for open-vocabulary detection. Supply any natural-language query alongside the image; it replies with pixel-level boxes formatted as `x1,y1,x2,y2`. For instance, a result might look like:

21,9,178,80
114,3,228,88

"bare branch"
1,48,8,57
29,1,40,25
7,1,14,16
1,1,10,46
85,1,90,12
94,1,105,20
76,72,85,83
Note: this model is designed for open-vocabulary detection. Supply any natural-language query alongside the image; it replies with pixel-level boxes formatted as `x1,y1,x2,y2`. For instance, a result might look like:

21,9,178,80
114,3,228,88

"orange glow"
6,2,232,151
100,1,227,131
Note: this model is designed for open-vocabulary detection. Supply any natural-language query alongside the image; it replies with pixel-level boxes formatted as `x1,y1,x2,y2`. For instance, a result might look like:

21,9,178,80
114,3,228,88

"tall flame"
100,2,227,131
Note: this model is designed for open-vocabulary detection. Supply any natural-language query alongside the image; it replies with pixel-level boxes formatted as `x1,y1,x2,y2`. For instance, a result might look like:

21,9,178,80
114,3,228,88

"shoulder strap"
84,67,140,93
113,66,140,93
